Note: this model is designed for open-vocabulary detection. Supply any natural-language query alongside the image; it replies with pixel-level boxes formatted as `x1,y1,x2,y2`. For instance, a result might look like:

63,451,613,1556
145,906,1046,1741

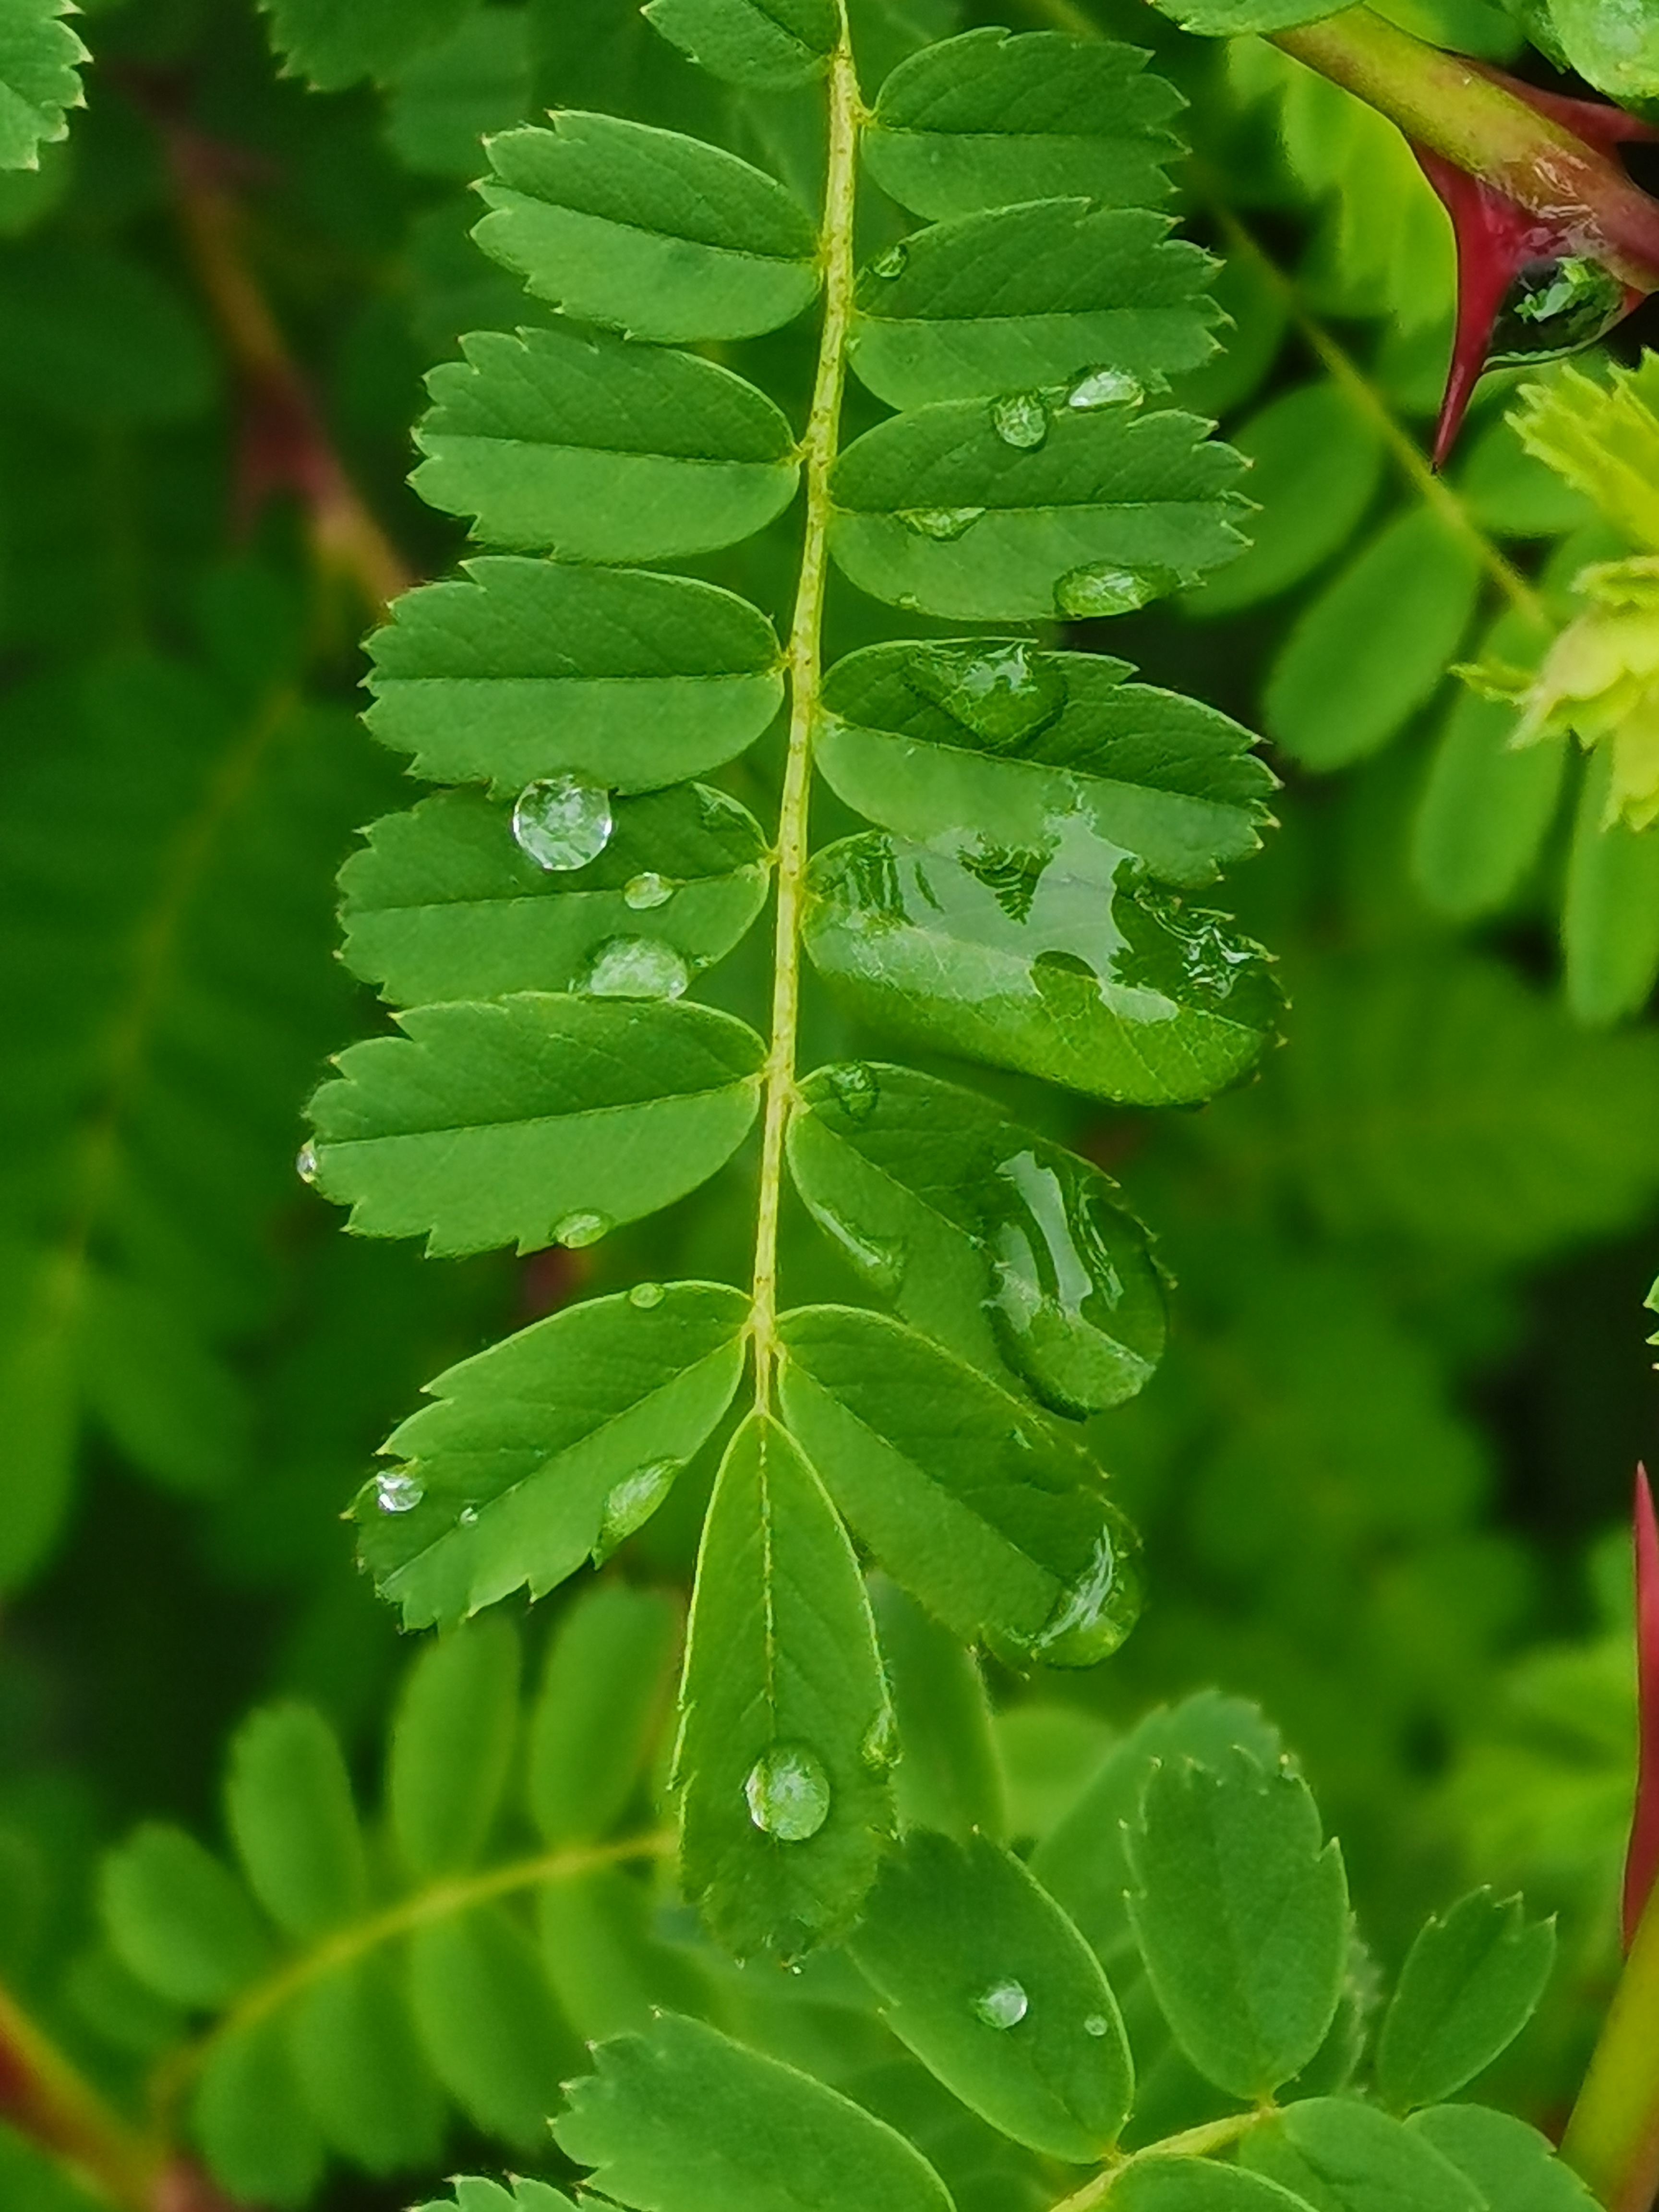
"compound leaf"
418,2185,576,2212
101,1825,273,2009
225,1704,367,1940
643,0,839,86
409,1905,579,2151
528,1583,682,1846
0,0,86,170
1375,1888,1555,2112
388,1615,521,1879
291,1955,445,2178
258,0,475,87
1412,675,1567,921
194,2011,324,2209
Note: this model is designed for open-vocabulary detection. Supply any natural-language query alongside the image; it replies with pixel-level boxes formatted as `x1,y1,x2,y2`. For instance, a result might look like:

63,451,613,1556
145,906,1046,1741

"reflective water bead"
1489,255,1627,366
826,1061,880,1123
629,1280,666,1310
870,242,909,278
512,774,613,871
1084,2014,1110,2037
594,1458,681,1563
1055,564,1171,620
554,1209,613,1249
1068,366,1143,410
582,937,690,1000
909,640,1067,749
860,1703,900,1773
974,1979,1029,2030
373,1471,423,1515
990,391,1048,449
744,1742,832,1841
898,506,985,541
624,871,674,911
459,1504,479,1527
1032,1516,1144,1667
295,1141,319,1185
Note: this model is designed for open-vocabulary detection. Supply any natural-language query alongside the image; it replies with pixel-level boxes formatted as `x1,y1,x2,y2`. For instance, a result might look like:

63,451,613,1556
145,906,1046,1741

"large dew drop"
745,1742,832,1841
1055,564,1175,620
898,505,985,542
974,1979,1030,2030
623,871,674,911
554,1209,613,1250
870,242,908,279
629,1280,666,1310
593,1458,681,1563
908,640,1067,749
512,774,613,871
582,936,690,1000
1031,1515,1144,1667
990,391,1048,449
373,1471,423,1515
1067,366,1143,410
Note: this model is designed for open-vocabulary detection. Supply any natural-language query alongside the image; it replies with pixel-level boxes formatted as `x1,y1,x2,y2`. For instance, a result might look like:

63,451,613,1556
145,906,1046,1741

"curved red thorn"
1623,1464,1659,1952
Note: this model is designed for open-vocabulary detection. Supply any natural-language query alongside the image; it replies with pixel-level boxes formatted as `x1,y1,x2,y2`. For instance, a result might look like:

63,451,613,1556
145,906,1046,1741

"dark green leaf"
864,29,1181,220
677,1414,894,1955
388,1615,520,1877
644,0,839,86
408,1905,578,2151
307,996,765,1258
529,1584,681,1845
340,785,770,1008
804,834,1278,1107
830,400,1249,623
475,117,820,341
777,1304,1142,1664
225,1703,366,1940
1376,1888,1555,2111
849,1829,1131,2158
1408,2104,1600,2211
413,325,799,559
1242,2099,1485,2212
291,1955,445,2176
871,1575,1007,1842
554,2011,955,2212
384,7,533,177
360,1283,748,1629
365,558,783,793
101,1825,273,2008
1126,1747,1349,2098
259,0,475,87
0,0,86,170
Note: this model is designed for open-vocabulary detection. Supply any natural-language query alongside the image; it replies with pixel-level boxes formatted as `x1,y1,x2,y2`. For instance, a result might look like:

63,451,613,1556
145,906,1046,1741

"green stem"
1561,1876,1659,2212
1048,2109,1272,2212
1268,6,1659,295
749,11,862,1408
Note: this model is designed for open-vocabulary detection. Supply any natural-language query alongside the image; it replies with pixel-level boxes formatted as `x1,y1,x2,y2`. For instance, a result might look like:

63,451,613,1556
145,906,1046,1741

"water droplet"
1031,1514,1144,1667
870,242,909,279
982,1148,1164,1417
1489,255,1627,367
812,1202,907,1295
459,1504,479,1527
1067,366,1143,411
295,1141,319,1185
512,774,613,871
1054,564,1177,621
744,1743,831,1841
860,1702,899,1773
582,936,690,1000
825,1061,879,1123
991,391,1048,449
629,1280,666,1310
624,871,674,911
1084,2013,1110,2037
898,505,985,542
908,641,1067,749
974,1979,1029,2030
593,1458,681,1563
554,1210,612,1249
373,1471,423,1515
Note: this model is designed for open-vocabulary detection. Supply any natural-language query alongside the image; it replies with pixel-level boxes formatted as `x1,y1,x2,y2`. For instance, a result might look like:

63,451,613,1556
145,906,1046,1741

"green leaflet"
644,0,840,86
872,1575,1008,1842
383,9,533,179
1125,1748,1349,2099
1242,2100,1486,2212
553,2011,955,2212
818,640,1274,886
804,834,1278,1108
676,1415,894,1955
1408,2105,1601,2211
418,2185,577,2212
537,1865,714,2042
257,0,475,88
847,200,1218,411
1412,671,1567,922
829,400,1249,622
1375,1889,1555,2112
225,1705,367,1940
364,559,784,793
863,29,1182,220
787,1061,1166,1413
529,1586,683,1846
412,326,801,560
388,1617,521,1879
1545,0,1659,101
291,1955,445,2178
306,996,765,1258
1110,2167,1315,2210
409,1905,579,2150
194,2010,323,2208
101,1826,273,2008
358,1284,749,1629
848,1829,1133,2159
1148,0,1345,28
474,117,821,342
1563,748,1659,1026
0,0,86,170
776,1304,1142,1663
340,785,770,1007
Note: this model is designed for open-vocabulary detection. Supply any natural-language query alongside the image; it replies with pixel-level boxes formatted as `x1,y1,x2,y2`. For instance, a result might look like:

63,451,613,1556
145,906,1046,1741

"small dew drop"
295,1141,319,1186
744,1742,831,1842
1054,564,1165,621
624,871,674,912
974,1979,1029,2030
990,391,1049,450
554,1209,613,1250
582,936,691,1001
826,1061,880,1124
871,243,909,278
1067,366,1143,411
511,774,613,871
1084,2013,1110,2037
898,505,985,542
593,1458,681,1563
374,1471,423,1516
629,1280,666,1310
860,1703,900,1774
459,1504,479,1527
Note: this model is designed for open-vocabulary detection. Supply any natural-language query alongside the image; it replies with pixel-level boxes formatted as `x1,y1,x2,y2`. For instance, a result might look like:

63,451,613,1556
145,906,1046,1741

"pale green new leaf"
1563,748,1659,1025
225,1704,366,1940
777,1304,1142,1664
529,1584,682,1845
101,1825,273,2008
306,996,765,1257
1242,2100,1485,2212
804,834,1278,1107
819,639,1274,886
848,201,1218,411
409,1905,578,2151
1126,1747,1349,2098
787,1061,1166,1412
1408,2105,1600,2211
474,117,821,342
388,1616,520,1878
0,0,86,170
553,2011,955,2212
365,558,783,793
677,1414,893,1954
644,0,839,86
863,29,1182,220
830,400,1249,622
358,1284,749,1629
412,326,799,560
340,785,770,1008
849,1828,1132,2159
258,0,474,88
1376,1888,1555,2111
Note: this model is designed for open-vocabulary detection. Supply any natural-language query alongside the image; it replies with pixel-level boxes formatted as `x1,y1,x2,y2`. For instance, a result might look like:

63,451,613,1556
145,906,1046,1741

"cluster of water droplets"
744,1742,832,1842
512,774,614,871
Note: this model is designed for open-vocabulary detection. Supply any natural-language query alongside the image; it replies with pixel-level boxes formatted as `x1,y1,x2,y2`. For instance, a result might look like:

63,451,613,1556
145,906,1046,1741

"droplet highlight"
459,1504,480,1527
1054,564,1176,621
826,1062,880,1123
744,1742,831,1841
870,242,909,278
860,1703,900,1773
908,640,1067,749
1031,1514,1144,1667
295,1141,319,1185
624,871,674,912
373,1471,423,1516
1067,366,1143,411
554,1210,612,1250
898,505,985,542
974,1979,1029,2030
1084,2013,1110,2037
582,936,690,1001
991,391,1048,449
511,774,613,871
629,1280,666,1310
593,1458,681,1563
